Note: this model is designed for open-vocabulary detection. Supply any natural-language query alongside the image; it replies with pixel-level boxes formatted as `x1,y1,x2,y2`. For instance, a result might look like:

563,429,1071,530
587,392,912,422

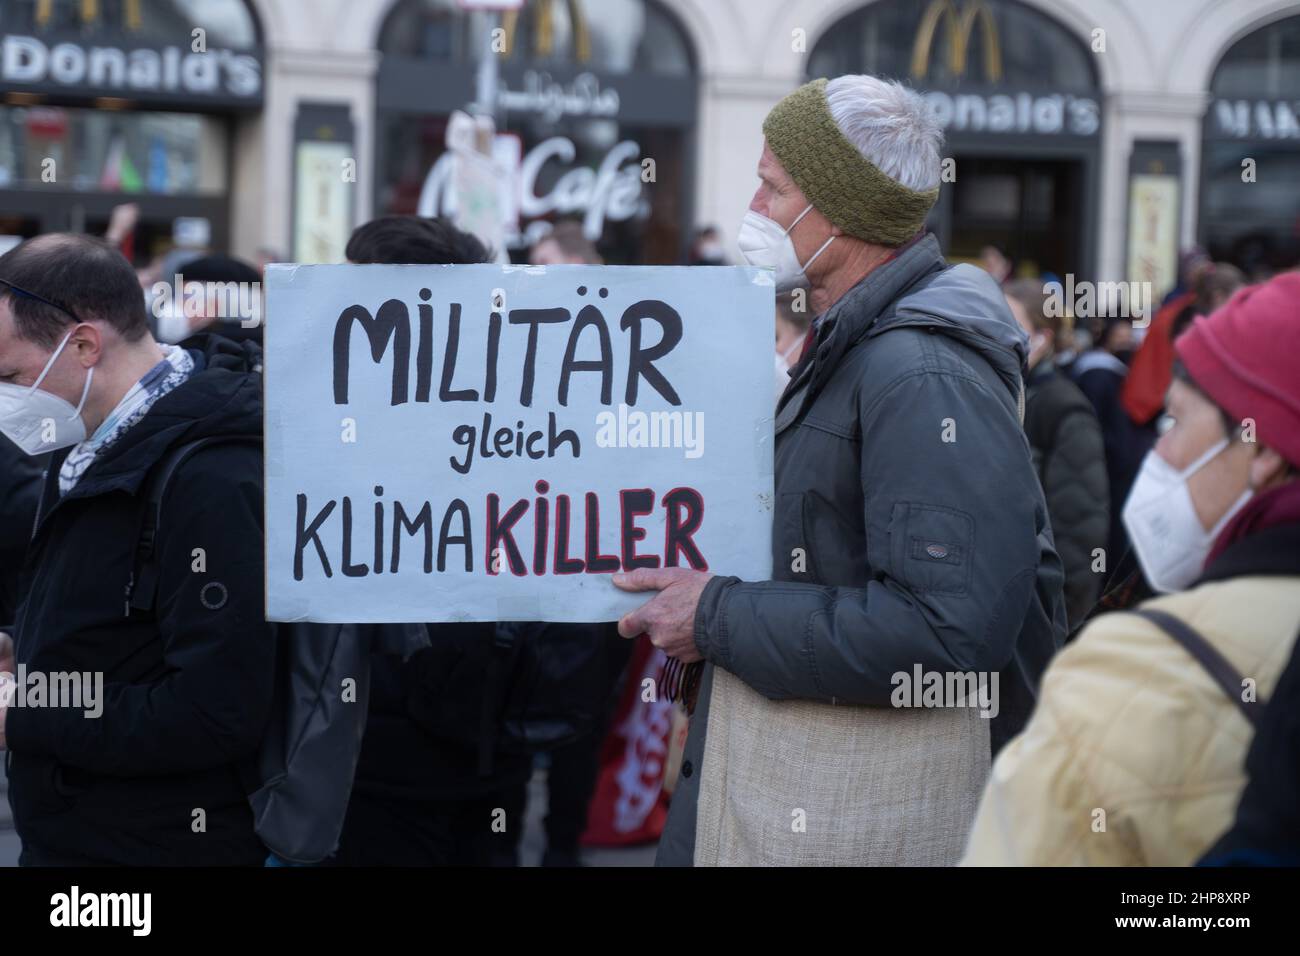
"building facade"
2,0,1298,286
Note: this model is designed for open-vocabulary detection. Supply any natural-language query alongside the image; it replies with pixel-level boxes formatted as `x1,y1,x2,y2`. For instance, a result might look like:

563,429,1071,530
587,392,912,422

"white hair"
825,75,943,192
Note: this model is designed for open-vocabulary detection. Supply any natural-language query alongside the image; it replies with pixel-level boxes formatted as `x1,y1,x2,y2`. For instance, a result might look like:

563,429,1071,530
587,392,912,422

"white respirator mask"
0,328,93,455
1122,438,1252,593
738,204,835,293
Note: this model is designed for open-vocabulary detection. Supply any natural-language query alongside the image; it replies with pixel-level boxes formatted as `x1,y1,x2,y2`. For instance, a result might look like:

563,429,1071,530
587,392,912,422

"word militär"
333,289,686,409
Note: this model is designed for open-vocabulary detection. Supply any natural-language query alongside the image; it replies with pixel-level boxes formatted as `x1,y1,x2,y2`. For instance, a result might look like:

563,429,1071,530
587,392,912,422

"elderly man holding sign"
615,75,1067,866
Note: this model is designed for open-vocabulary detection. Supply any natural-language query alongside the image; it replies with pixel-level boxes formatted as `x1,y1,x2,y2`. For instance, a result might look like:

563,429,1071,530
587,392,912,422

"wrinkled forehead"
757,142,791,183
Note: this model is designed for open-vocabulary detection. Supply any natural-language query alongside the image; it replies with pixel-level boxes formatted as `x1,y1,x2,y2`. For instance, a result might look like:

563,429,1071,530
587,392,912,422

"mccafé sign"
418,134,642,251
909,0,1101,137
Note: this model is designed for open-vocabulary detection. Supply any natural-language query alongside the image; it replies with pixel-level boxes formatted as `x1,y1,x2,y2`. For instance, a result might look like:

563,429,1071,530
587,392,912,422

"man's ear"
69,322,103,368
1249,445,1290,491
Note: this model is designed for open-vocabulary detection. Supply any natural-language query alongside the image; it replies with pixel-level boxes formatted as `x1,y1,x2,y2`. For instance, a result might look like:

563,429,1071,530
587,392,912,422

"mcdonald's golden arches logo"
911,0,1003,83
35,0,144,31
502,0,592,63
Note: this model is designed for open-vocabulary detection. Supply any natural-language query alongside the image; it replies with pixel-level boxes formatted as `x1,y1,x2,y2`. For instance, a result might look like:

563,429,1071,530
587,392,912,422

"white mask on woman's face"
0,328,93,455
737,204,835,293
1122,437,1252,593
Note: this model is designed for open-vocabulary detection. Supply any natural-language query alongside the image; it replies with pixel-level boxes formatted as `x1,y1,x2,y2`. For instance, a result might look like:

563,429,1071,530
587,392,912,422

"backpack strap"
1133,608,1266,727
478,623,523,776
125,435,261,617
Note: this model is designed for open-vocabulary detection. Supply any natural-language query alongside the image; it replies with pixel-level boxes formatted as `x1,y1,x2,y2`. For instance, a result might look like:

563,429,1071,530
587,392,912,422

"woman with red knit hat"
962,271,1300,866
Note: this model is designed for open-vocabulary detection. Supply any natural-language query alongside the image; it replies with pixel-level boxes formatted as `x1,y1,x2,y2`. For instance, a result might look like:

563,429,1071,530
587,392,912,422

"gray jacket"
656,233,1067,866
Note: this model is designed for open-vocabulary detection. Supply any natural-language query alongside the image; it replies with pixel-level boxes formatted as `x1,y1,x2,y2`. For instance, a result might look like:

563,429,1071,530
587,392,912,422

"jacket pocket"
888,502,973,595
7,754,76,823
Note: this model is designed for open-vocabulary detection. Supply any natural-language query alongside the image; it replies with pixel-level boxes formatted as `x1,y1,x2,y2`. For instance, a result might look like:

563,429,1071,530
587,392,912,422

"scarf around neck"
59,345,195,495
1206,479,1300,568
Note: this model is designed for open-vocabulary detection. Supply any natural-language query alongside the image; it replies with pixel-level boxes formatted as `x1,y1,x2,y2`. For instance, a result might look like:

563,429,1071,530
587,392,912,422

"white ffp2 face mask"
0,328,94,455
1122,438,1252,593
737,204,835,293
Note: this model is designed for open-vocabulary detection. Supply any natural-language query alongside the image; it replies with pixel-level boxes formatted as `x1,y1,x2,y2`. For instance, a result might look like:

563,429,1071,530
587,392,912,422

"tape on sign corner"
263,412,286,478
269,598,312,624
496,596,543,622
265,263,304,288
501,263,546,276
754,416,776,475
748,267,776,287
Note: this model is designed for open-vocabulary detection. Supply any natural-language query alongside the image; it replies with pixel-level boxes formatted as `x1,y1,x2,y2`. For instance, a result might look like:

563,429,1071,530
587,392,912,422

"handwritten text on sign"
264,264,774,623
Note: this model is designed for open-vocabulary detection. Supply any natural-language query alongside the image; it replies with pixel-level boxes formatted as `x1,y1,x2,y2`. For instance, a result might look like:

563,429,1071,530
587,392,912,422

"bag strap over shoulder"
1133,608,1265,727
125,435,261,616
478,623,524,777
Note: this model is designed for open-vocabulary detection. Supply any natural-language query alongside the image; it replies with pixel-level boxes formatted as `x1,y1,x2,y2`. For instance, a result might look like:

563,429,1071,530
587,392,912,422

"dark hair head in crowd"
980,242,1015,282
1003,278,1059,338
1193,262,1246,316
0,233,148,348
346,215,491,266
178,254,261,286
530,220,603,265
1170,262,1247,340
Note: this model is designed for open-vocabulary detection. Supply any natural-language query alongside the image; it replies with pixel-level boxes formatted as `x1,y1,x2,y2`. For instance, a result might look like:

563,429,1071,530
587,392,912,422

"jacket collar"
1071,349,1128,378
776,233,946,434
32,337,262,532
1026,360,1057,388
1196,521,1300,584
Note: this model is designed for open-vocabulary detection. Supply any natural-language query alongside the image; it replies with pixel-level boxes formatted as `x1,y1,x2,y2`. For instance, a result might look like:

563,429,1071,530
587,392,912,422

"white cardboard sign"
264,264,774,623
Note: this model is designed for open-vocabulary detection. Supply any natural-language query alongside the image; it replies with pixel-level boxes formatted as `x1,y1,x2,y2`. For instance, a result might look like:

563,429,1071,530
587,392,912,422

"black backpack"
125,435,425,864
128,437,619,837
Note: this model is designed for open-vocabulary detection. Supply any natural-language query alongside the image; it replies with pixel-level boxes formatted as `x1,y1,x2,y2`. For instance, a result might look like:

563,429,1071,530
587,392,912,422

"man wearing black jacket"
0,234,272,865
328,217,534,866
1003,279,1109,630
0,435,42,624
330,217,628,866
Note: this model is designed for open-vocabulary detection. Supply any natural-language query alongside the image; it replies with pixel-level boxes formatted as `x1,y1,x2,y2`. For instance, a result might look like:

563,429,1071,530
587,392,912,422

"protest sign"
264,263,774,623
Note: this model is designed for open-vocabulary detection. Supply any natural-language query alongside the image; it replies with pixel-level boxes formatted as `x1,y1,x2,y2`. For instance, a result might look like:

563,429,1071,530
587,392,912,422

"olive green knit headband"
762,78,939,247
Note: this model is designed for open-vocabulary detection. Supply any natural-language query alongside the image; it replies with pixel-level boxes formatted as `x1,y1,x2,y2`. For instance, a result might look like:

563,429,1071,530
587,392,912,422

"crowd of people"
0,70,1297,868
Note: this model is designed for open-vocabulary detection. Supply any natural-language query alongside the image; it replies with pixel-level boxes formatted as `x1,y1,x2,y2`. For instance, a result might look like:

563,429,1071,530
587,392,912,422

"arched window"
1202,15,1300,276
803,0,1102,279
378,0,692,75
808,0,1096,92
0,0,260,49
1212,14,1300,98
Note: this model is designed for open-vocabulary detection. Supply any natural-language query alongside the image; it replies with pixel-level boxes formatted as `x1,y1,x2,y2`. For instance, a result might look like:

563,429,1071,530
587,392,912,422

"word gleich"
294,481,707,581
